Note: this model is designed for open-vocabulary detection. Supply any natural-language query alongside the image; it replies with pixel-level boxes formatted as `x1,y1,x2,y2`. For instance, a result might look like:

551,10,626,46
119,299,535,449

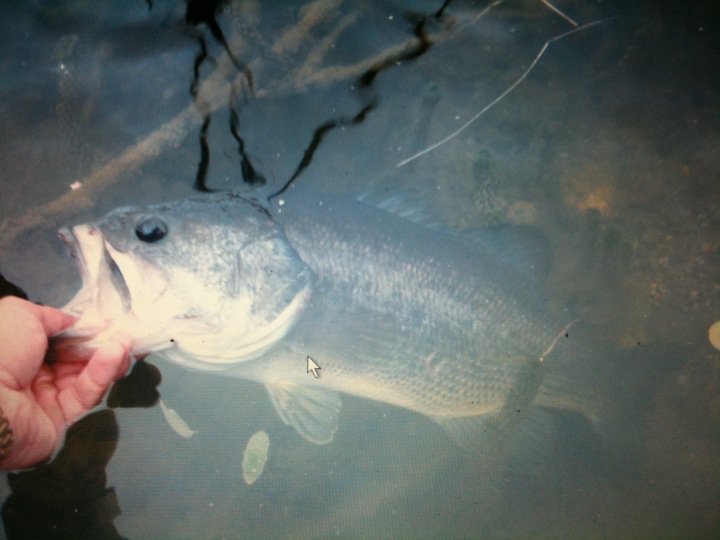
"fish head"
59,193,312,364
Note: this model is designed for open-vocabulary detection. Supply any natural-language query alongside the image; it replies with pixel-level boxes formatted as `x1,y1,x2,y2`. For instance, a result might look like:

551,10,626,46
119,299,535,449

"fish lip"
59,225,132,310
58,226,79,258
59,226,88,280
104,246,132,310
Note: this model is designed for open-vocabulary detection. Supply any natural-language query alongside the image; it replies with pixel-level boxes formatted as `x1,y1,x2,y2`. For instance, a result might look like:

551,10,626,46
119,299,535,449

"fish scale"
58,190,598,445
250,190,564,418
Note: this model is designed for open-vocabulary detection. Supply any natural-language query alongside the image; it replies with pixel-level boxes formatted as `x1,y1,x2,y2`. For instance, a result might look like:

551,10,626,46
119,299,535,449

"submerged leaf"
242,430,270,485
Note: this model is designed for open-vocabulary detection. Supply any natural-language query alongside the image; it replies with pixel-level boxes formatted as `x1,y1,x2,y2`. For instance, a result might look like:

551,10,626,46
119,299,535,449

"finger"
58,337,133,420
0,298,71,388
32,366,68,431
0,380,62,469
49,341,96,364
0,297,76,336
52,362,85,390
27,303,77,336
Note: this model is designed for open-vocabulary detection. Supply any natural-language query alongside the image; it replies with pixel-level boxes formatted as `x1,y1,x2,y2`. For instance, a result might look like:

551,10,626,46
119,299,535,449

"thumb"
57,335,134,423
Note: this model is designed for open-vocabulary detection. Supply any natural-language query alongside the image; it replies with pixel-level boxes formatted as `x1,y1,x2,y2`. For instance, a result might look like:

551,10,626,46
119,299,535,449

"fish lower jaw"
59,311,159,355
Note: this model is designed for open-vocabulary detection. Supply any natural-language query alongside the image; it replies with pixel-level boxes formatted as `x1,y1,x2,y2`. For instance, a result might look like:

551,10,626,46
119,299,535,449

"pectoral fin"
159,398,197,439
265,381,341,445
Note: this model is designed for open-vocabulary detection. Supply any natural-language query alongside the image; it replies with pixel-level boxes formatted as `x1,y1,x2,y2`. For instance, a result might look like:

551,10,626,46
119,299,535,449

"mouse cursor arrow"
306,356,321,378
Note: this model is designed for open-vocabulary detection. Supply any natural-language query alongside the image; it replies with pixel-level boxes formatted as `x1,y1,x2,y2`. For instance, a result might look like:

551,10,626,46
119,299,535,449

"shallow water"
1,0,719,538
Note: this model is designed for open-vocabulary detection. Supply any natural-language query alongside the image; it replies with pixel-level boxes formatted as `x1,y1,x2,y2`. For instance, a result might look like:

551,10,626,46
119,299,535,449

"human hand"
0,296,133,470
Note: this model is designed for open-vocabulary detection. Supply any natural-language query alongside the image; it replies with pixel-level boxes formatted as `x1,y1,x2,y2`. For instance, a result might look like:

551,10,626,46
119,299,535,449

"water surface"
0,1,718,538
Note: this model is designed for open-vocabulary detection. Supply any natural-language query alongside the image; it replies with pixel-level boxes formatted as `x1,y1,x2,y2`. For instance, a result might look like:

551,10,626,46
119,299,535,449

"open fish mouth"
58,224,132,334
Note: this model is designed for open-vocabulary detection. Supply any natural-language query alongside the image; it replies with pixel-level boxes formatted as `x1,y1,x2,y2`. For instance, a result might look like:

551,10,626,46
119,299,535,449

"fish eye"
135,217,168,243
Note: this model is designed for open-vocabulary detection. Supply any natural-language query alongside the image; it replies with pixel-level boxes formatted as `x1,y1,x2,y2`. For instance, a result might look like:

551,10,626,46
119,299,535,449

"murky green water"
1,1,718,538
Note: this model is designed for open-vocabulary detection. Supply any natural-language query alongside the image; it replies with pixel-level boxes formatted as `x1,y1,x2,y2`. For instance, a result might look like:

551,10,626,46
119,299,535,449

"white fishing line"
396,11,602,168
540,0,578,27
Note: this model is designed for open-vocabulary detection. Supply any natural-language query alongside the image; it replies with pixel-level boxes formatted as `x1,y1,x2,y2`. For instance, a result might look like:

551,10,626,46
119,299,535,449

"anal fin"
434,356,545,455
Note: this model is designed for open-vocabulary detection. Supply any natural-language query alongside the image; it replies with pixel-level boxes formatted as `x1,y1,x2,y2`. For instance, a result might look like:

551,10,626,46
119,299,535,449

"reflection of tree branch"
0,0,444,250
287,36,421,93
271,0,343,57
0,103,201,249
293,11,359,89
0,25,248,247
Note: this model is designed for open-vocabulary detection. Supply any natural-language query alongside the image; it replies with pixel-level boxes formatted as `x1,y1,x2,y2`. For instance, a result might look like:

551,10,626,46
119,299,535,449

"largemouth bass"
58,190,601,445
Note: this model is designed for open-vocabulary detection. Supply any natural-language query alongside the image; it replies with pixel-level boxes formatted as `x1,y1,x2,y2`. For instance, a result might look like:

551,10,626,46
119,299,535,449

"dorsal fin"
358,190,552,283
356,190,442,228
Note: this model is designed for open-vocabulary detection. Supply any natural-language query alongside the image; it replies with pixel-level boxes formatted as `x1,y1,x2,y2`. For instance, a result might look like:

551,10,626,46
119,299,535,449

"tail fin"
435,321,684,477
538,321,686,471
